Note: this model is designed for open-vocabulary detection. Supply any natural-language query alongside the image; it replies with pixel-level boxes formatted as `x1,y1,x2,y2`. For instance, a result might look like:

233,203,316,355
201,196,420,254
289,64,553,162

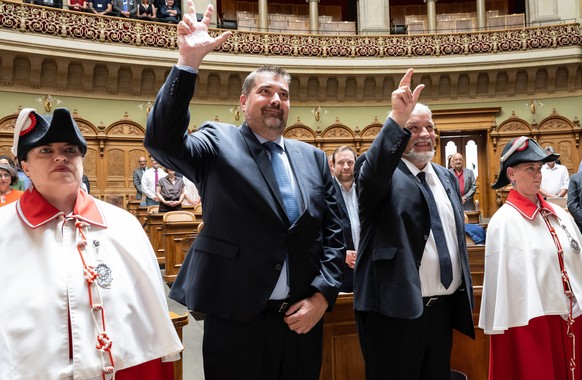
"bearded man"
353,78,475,380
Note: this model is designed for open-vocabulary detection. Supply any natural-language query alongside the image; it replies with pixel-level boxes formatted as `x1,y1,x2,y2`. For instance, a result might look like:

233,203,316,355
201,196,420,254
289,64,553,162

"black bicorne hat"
12,108,87,162
491,136,560,189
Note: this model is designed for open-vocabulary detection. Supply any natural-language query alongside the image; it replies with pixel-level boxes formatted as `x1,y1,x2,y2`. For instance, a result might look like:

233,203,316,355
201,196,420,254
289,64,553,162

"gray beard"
403,150,435,166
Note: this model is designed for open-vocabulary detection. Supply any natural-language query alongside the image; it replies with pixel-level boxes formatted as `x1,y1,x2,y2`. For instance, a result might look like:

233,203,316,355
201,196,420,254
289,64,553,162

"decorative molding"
1,1,580,58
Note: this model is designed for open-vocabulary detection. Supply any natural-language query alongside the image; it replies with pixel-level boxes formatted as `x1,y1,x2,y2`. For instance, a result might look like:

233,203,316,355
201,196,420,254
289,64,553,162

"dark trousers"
203,310,323,380
356,298,453,380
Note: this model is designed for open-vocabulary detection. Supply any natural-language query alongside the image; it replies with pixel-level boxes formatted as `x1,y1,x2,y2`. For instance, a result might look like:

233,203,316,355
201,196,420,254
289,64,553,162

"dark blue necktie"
417,172,453,289
264,142,300,224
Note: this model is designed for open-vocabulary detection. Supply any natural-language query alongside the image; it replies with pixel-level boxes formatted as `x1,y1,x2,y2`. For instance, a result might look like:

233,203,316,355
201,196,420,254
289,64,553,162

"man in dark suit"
144,3,344,379
331,145,359,293
132,156,147,204
568,171,582,232
354,69,474,379
449,152,477,211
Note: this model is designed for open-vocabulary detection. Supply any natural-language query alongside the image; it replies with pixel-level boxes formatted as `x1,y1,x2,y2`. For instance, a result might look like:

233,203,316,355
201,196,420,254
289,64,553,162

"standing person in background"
144,3,344,379
156,168,185,212
141,156,166,206
182,176,200,207
540,146,569,198
0,107,183,378
480,136,582,379
133,156,147,205
331,145,359,293
449,152,477,211
354,70,474,380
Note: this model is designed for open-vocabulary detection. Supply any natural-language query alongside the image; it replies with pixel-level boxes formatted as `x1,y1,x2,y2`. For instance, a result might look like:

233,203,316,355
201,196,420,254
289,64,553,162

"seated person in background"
0,155,26,191
539,146,569,198
159,0,180,23
0,164,23,207
89,0,113,16
68,0,89,12
112,0,137,18
137,0,157,21
182,176,200,207
33,0,63,8
156,168,185,212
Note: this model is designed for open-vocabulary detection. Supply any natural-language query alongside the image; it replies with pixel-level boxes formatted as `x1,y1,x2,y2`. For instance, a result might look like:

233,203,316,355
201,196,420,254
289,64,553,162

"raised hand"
388,68,425,128
177,1,232,69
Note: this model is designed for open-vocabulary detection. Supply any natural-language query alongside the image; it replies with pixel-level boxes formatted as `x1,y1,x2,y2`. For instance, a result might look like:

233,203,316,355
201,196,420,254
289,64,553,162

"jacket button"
275,264,282,271
287,230,293,235
423,235,429,240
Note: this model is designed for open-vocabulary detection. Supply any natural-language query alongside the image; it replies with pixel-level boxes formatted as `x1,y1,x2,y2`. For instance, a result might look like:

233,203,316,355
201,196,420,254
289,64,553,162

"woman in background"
137,0,157,21
0,163,23,207
156,168,185,212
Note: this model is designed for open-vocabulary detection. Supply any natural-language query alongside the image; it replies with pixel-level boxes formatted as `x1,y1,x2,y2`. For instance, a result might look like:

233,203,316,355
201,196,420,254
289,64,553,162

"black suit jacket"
145,66,345,323
332,179,356,292
354,118,475,338
568,172,582,232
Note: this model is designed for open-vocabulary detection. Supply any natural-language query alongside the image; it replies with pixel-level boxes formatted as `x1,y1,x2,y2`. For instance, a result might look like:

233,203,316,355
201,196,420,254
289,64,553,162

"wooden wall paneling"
320,123,356,157
535,110,581,174
102,117,147,209
0,112,17,158
358,121,382,154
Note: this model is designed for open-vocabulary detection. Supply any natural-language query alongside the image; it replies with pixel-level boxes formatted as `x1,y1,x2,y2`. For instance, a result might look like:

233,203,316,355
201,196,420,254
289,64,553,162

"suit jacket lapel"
239,123,289,224
332,179,349,217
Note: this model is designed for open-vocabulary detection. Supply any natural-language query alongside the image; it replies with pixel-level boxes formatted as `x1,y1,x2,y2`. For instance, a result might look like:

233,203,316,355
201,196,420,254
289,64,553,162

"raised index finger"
398,68,414,88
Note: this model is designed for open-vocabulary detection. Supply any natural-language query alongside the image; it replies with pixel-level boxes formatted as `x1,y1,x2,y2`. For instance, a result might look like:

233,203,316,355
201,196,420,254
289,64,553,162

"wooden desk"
170,311,189,380
127,200,141,217
320,291,488,380
136,205,149,230
147,211,166,265
164,220,200,284
465,210,481,224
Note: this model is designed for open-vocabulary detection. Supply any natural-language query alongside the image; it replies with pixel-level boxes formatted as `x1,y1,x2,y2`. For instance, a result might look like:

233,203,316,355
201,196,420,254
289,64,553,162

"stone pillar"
191,0,217,25
425,0,437,34
258,0,268,32
307,0,319,34
527,0,578,25
357,0,390,35
476,0,486,30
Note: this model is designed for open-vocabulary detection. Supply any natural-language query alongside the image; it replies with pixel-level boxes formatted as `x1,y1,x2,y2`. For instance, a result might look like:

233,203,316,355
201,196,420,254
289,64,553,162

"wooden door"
440,132,488,214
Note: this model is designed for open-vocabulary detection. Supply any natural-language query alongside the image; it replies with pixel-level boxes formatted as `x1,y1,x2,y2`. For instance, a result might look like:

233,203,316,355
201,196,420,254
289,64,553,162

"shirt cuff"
176,65,198,74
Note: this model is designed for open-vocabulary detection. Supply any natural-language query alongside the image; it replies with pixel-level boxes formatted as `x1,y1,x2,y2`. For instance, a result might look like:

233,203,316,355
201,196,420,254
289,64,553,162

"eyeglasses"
0,173,11,179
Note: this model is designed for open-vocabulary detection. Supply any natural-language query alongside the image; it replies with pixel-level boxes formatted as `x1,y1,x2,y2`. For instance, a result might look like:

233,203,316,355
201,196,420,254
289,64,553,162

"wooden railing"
0,0,580,58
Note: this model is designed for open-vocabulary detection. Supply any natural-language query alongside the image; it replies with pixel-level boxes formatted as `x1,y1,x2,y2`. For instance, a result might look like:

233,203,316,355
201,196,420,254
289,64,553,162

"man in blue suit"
354,70,474,379
144,3,344,380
